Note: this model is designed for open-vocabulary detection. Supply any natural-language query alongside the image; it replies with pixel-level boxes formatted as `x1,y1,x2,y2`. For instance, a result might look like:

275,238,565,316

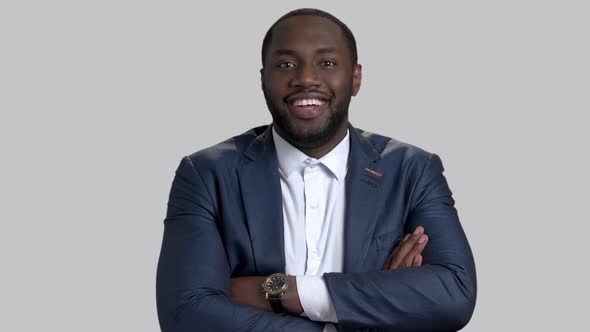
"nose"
290,63,321,89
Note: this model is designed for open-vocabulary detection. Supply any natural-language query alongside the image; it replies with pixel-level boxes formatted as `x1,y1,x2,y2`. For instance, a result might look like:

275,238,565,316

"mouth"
285,94,330,119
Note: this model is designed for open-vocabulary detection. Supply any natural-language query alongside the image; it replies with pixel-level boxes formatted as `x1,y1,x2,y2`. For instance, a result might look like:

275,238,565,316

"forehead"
268,15,348,55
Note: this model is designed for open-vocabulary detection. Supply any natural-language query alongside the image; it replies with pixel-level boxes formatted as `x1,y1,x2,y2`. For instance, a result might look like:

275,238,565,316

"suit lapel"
237,126,285,275
343,126,383,272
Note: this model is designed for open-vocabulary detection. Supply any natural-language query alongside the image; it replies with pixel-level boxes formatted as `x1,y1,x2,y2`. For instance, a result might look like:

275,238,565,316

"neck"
279,123,349,159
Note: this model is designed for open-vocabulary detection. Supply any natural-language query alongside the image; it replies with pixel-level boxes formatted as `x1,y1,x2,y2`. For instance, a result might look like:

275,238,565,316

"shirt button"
311,201,319,209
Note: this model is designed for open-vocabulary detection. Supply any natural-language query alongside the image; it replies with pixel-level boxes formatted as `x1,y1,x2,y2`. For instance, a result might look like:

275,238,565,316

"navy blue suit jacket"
156,124,476,332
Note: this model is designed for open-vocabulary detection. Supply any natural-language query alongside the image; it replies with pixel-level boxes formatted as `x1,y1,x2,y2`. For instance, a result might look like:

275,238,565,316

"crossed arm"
229,226,430,315
157,154,476,331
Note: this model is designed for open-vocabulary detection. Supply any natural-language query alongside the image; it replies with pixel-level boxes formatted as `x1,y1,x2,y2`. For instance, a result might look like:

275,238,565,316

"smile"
291,98,327,107
287,98,328,119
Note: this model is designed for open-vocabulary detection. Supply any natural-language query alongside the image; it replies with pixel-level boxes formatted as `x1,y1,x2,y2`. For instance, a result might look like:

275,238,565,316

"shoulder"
178,125,269,175
354,127,446,196
353,126,436,167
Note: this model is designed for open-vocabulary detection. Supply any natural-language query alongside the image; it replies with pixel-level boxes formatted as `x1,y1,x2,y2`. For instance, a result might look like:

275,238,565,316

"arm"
156,157,324,332
323,153,476,331
229,228,430,319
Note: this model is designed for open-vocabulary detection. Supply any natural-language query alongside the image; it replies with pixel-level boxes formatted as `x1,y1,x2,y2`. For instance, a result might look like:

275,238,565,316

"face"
261,15,362,150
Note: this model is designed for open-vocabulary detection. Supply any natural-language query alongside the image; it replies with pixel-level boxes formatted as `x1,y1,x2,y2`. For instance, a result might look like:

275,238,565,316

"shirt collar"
272,126,350,181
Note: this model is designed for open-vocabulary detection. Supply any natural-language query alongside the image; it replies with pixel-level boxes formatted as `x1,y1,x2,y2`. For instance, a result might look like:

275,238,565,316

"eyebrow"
271,47,337,57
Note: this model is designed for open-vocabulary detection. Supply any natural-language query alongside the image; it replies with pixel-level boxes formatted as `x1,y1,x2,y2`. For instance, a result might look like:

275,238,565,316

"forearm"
157,286,323,332
323,261,476,331
279,229,429,325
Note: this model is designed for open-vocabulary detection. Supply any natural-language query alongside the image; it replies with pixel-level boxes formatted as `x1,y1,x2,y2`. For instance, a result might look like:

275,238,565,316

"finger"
405,237,428,268
383,233,409,269
412,254,423,267
389,227,425,269
401,234,428,267
391,227,423,268
383,246,398,269
383,239,402,269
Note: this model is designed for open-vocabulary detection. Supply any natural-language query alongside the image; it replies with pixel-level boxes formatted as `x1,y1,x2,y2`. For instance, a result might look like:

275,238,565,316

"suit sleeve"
323,154,477,332
156,156,324,332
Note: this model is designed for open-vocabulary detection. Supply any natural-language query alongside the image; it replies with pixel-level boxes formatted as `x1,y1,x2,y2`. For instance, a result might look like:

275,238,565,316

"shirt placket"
303,159,322,275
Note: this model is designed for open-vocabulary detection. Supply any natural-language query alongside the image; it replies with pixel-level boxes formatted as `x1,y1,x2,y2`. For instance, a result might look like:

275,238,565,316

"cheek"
324,72,352,94
265,75,291,98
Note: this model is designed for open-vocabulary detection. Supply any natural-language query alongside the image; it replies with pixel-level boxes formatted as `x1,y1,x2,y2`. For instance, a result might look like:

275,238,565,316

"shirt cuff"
296,275,338,323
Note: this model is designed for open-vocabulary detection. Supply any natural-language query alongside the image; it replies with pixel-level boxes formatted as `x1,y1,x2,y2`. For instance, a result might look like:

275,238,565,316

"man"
157,8,476,332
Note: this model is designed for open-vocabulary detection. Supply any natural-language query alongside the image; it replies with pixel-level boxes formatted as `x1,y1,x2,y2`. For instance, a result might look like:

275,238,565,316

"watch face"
265,274,287,295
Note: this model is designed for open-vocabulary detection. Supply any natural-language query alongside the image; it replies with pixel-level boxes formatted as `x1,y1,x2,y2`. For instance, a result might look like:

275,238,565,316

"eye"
321,60,336,67
277,61,295,69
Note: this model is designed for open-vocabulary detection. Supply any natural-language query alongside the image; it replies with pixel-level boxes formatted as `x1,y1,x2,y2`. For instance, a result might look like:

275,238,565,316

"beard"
262,84,352,150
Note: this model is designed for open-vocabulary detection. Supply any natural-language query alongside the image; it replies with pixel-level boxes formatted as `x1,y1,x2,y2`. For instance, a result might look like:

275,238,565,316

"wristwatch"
261,273,289,313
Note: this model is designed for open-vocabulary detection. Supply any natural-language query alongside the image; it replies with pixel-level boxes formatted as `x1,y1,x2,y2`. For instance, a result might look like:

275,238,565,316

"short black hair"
261,8,358,67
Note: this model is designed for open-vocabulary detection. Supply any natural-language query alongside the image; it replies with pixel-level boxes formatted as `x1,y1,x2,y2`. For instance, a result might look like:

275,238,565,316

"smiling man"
157,8,476,332
261,13,360,159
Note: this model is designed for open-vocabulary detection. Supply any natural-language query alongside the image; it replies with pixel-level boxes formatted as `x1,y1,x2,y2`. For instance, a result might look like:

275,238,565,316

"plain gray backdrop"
1,1,588,331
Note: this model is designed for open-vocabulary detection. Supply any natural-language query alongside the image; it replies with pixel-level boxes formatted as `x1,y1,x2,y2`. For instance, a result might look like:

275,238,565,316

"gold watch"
261,273,289,313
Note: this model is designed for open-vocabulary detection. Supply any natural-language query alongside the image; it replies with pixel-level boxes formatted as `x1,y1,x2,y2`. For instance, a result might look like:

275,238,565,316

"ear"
260,67,265,90
351,64,362,96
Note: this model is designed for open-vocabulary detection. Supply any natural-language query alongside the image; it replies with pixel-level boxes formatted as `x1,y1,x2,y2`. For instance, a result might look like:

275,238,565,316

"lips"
285,93,330,119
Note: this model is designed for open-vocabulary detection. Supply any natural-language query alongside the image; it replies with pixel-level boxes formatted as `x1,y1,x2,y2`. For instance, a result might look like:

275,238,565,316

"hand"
383,226,429,270
230,276,271,311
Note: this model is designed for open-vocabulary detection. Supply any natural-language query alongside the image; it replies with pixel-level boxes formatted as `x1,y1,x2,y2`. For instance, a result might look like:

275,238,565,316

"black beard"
262,85,352,150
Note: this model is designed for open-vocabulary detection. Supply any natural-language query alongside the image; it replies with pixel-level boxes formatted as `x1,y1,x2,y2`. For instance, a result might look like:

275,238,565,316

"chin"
267,96,349,148
284,121,342,149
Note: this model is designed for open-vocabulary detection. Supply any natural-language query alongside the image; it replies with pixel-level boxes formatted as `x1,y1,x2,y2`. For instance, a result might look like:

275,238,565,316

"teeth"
293,99,325,106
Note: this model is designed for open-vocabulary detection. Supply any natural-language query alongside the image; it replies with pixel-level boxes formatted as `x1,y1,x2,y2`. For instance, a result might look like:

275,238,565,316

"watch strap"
268,294,286,313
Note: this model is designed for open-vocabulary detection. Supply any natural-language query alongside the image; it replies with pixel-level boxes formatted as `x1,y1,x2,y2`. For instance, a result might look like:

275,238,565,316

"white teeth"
293,99,325,106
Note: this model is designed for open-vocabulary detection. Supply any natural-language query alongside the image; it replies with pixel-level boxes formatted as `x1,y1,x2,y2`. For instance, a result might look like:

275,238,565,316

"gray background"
1,0,588,331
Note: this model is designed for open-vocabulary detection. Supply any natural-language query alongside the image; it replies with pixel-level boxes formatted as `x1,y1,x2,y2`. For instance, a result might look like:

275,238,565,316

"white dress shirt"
273,127,349,332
